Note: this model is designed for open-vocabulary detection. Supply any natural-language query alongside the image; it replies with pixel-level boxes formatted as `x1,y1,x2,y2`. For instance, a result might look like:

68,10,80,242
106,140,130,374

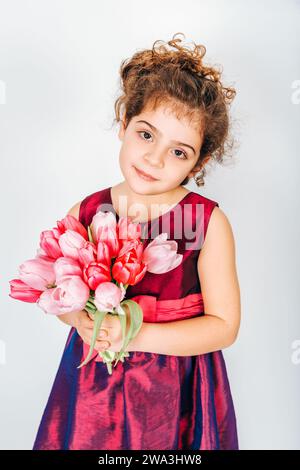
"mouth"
133,166,159,181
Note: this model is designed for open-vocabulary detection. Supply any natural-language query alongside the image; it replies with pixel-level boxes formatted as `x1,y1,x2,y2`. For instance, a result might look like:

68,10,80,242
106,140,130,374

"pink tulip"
77,242,97,267
142,233,183,274
56,214,88,241
91,210,116,239
91,211,119,257
9,279,42,302
37,276,90,315
37,216,87,261
58,229,87,260
54,257,83,283
18,258,56,291
96,241,111,265
39,230,63,260
112,239,147,286
117,216,142,243
94,281,125,313
83,261,111,290
99,225,120,258
36,247,53,260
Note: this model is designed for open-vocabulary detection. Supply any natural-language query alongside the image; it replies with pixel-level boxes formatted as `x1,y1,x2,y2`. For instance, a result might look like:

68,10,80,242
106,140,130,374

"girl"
32,33,241,450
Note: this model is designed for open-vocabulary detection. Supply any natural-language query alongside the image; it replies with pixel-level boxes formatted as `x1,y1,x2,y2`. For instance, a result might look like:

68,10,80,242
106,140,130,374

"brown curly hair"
113,32,237,187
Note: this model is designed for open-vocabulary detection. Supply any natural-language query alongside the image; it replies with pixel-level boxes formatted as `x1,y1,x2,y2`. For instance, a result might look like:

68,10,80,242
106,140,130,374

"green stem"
113,300,143,368
77,309,107,369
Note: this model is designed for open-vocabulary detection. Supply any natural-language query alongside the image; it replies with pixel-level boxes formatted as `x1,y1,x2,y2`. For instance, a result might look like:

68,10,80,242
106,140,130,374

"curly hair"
113,32,237,187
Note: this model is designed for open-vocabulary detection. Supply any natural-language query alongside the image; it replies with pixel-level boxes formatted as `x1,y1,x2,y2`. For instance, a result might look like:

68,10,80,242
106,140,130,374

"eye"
137,131,188,160
173,149,187,159
138,130,152,141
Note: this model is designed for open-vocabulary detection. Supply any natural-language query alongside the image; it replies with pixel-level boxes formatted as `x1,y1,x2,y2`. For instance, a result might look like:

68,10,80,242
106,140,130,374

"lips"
134,166,158,181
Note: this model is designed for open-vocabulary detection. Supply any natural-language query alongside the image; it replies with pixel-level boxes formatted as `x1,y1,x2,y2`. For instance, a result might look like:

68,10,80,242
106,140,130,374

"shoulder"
190,191,219,215
198,204,236,264
67,201,81,220
189,191,219,240
82,186,110,206
67,186,111,225
190,191,219,210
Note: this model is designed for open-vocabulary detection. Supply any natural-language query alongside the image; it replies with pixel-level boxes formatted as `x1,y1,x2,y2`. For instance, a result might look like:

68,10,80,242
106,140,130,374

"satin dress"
32,186,239,450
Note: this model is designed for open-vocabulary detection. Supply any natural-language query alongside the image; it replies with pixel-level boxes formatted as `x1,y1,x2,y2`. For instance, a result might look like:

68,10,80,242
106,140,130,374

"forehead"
133,102,203,142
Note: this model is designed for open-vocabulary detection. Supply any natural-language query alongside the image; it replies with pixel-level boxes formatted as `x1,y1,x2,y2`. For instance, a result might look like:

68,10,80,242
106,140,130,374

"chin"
128,180,157,195
123,165,155,190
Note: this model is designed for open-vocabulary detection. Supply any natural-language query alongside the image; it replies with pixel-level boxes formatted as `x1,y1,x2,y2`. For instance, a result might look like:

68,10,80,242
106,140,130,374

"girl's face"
118,105,206,195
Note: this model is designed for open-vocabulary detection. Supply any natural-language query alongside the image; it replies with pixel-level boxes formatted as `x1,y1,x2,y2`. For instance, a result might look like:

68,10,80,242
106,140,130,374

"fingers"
95,339,111,352
98,328,108,338
76,310,93,330
77,310,114,352
81,310,95,329
80,328,110,351
85,338,111,352
84,310,113,330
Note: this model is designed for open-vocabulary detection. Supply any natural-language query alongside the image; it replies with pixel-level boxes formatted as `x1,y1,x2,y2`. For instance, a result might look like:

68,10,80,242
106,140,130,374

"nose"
144,148,165,169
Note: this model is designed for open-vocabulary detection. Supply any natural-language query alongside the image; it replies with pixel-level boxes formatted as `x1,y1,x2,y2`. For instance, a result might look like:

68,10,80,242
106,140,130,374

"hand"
75,307,132,353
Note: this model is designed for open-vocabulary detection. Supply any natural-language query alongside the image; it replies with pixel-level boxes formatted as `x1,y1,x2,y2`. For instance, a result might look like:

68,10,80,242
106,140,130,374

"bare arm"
56,310,80,328
128,207,241,356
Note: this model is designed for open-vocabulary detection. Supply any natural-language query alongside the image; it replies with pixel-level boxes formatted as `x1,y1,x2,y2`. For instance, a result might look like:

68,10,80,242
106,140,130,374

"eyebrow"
136,119,196,155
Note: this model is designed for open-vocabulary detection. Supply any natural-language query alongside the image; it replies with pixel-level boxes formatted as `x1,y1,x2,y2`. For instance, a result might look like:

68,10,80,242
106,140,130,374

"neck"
116,180,187,206
111,180,189,223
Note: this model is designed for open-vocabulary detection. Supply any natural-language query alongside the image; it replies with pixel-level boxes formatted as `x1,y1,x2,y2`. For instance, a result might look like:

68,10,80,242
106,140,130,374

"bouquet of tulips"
9,210,183,374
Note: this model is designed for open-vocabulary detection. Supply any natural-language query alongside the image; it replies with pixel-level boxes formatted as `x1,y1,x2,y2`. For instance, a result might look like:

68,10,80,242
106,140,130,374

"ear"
188,155,211,178
118,118,127,141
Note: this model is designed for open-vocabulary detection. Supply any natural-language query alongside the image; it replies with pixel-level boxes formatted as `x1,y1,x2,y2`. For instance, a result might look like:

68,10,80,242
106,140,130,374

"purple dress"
32,186,239,450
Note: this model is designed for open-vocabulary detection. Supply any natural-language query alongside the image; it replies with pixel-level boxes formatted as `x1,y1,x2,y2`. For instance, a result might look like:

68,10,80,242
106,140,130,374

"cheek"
165,156,190,171
119,141,143,173
118,149,136,180
167,161,193,183
119,145,129,165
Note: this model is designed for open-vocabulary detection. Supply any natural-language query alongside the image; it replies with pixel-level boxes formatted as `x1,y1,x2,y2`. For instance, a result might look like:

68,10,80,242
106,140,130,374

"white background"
1,0,299,449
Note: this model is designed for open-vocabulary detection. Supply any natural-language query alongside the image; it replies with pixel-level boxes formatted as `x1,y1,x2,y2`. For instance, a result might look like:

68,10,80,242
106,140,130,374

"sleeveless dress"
32,186,239,450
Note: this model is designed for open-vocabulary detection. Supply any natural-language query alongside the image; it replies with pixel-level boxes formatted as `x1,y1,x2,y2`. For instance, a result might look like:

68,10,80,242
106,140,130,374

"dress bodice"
79,186,219,302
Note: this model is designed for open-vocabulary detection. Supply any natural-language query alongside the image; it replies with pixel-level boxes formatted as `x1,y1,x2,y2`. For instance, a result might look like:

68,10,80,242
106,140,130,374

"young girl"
32,33,241,451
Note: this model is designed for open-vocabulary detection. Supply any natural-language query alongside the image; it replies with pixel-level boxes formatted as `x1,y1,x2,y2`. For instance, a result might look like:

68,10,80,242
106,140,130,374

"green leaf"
117,304,127,352
113,300,143,367
84,305,96,316
85,300,96,310
102,350,117,362
100,350,118,375
77,309,107,369
109,305,127,367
